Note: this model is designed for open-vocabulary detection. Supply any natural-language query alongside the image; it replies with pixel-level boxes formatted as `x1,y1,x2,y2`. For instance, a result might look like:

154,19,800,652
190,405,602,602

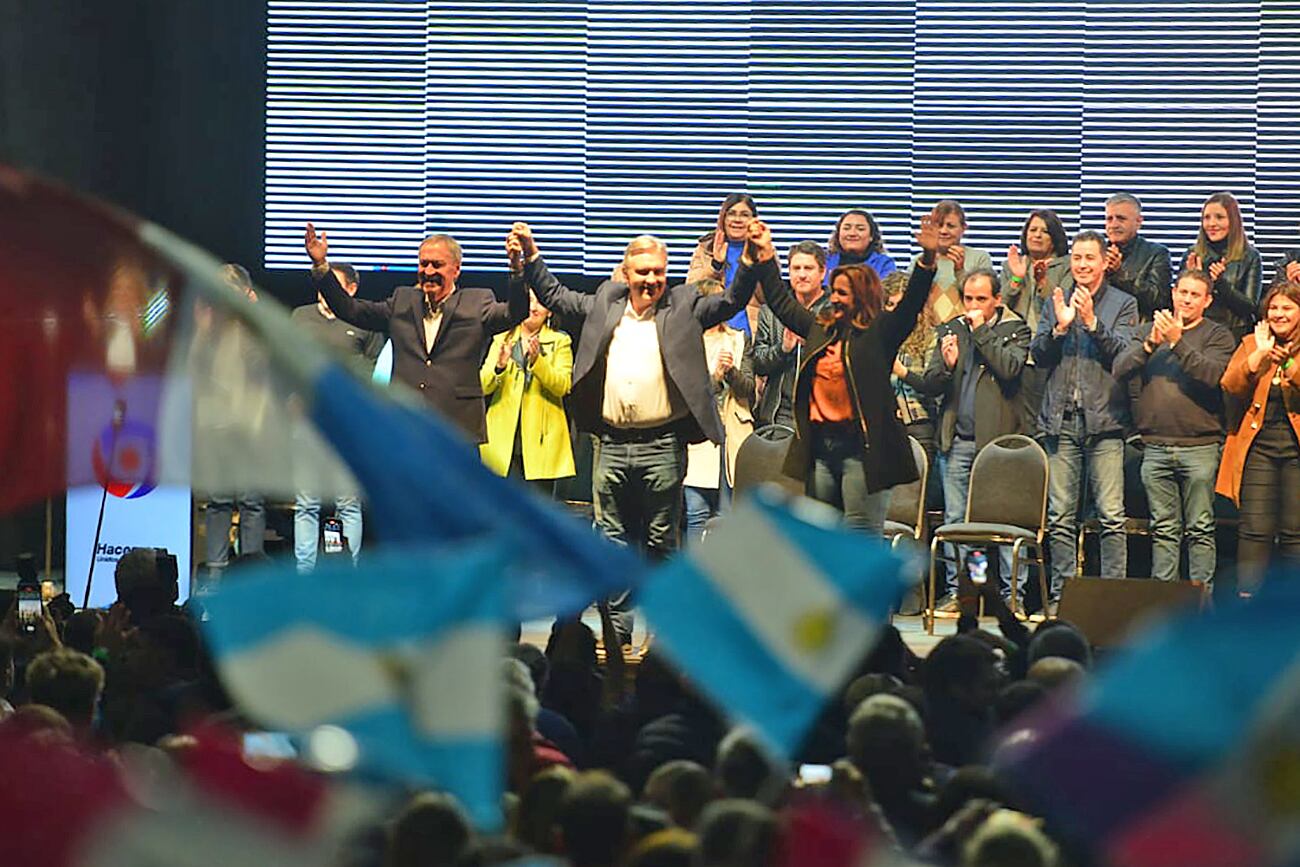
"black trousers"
1237,419,1300,592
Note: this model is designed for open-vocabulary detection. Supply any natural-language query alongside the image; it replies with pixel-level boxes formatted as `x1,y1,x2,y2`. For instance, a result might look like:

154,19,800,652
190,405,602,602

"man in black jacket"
1103,192,1172,322
303,223,527,443
512,220,773,640
921,268,1033,613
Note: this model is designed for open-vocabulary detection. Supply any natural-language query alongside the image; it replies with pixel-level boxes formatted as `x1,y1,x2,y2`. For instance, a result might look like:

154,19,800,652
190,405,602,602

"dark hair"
1026,621,1093,668
820,264,883,331
509,643,549,696
559,771,633,867
702,193,758,243
1072,229,1108,253
331,261,360,288
1174,269,1214,295
1019,209,1068,258
1261,281,1300,341
696,800,778,867
828,209,887,256
787,240,827,268
25,649,105,728
962,267,1001,297
388,792,473,867
924,634,998,698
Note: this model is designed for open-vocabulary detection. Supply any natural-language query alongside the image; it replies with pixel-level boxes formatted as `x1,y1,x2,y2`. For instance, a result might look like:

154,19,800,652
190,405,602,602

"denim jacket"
1031,282,1140,438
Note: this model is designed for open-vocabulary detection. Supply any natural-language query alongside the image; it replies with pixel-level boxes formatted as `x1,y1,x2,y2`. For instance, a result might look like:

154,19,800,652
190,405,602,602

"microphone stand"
83,399,125,609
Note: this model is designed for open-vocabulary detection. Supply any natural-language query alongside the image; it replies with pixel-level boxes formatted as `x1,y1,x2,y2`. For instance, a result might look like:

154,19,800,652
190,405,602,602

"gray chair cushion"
932,521,1038,543
883,520,916,539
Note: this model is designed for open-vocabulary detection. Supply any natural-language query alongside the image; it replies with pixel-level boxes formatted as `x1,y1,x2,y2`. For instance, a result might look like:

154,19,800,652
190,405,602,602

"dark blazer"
1109,235,1172,321
763,261,937,494
522,256,770,444
1179,244,1263,340
920,308,1032,453
313,268,527,442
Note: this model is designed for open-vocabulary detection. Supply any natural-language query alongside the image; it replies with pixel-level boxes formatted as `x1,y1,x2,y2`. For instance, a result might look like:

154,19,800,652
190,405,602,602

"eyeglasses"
726,209,755,219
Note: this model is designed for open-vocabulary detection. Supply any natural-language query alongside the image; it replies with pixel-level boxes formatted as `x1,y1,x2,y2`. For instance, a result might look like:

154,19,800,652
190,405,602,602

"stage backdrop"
262,0,1300,282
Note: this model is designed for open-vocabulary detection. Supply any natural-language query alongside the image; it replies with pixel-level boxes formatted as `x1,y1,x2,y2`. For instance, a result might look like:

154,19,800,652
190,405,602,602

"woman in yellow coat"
480,291,575,494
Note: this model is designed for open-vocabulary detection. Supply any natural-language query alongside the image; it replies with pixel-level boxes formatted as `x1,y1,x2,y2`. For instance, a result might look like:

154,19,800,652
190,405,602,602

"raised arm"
695,219,775,329
305,224,395,332
481,238,530,333
880,214,941,353
511,223,596,321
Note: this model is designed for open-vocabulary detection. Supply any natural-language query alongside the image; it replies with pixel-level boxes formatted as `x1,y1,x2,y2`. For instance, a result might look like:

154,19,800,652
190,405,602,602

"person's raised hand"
714,346,735,380
1006,244,1027,280
496,336,513,371
745,219,775,263
525,334,541,364
305,223,328,265
1208,260,1226,282
941,332,960,369
712,228,728,263
1072,286,1097,330
511,222,539,259
1105,244,1123,274
1052,287,1076,332
1254,319,1276,354
1267,341,1291,366
1150,310,1172,346
782,328,802,353
1162,310,1184,346
892,356,908,379
965,306,987,330
505,232,524,272
1286,260,1300,284
915,214,941,257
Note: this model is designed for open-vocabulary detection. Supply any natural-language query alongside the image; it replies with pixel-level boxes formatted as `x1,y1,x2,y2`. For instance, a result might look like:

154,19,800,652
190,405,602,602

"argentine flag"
639,488,910,759
200,544,507,829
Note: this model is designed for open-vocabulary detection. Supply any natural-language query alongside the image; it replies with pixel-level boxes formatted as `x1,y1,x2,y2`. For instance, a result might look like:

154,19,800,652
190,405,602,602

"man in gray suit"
511,220,776,640
304,223,527,442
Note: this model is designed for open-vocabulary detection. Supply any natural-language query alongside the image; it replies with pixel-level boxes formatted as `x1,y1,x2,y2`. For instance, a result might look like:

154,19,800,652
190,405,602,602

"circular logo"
91,419,157,498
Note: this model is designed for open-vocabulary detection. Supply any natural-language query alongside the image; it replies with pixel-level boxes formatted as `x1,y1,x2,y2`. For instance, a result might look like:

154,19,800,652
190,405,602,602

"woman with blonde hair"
1182,191,1263,339
1216,281,1300,593
480,290,575,495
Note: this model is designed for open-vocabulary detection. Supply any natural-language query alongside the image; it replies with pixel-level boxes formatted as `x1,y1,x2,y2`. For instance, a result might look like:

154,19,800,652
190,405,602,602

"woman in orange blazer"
1216,281,1300,593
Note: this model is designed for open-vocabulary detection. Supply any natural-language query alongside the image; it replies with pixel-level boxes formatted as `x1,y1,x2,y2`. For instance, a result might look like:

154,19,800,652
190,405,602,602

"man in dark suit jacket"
304,223,527,442
510,220,775,639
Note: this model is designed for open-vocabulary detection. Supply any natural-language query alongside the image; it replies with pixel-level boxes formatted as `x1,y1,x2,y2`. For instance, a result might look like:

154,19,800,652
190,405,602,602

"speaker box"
1057,577,1205,648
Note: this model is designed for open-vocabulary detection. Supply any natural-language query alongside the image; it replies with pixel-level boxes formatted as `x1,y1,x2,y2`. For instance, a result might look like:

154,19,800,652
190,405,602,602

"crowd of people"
285,190,1297,623
4,537,1098,866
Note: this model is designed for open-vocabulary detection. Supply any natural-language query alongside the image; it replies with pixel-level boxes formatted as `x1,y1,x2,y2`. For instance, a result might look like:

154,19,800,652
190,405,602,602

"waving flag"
0,165,639,618
998,574,1300,867
639,487,911,758
200,543,507,829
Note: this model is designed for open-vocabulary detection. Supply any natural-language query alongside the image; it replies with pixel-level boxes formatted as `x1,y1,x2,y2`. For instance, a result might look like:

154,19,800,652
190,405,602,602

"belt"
599,419,687,444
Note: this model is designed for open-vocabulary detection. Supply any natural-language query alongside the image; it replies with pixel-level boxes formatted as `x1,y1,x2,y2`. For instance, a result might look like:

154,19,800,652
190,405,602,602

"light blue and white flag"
638,487,910,759
200,543,507,829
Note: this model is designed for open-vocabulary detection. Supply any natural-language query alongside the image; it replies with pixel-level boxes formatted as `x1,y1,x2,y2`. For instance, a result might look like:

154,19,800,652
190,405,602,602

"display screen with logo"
65,374,191,608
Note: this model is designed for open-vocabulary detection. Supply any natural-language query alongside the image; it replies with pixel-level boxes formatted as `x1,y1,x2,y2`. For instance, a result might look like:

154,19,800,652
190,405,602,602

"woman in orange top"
1216,282,1300,592
761,214,941,533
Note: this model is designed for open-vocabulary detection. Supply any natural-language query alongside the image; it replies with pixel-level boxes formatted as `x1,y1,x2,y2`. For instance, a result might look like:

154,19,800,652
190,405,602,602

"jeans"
807,424,888,535
593,429,688,640
1044,413,1127,598
1140,442,1220,586
294,494,363,572
684,486,722,546
939,438,1030,598
205,494,266,569
1237,421,1300,593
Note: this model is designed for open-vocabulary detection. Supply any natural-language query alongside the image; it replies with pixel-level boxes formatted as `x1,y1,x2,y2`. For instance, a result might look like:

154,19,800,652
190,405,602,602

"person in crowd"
303,223,527,443
695,799,779,867
1216,282,1300,593
1271,226,1300,288
201,263,268,575
113,547,182,625
1181,191,1263,341
825,208,897,281
845,693,936,847
1113,270,1235,588
289,260,382,571
885,270,945,518
24,648,104,740
514,765,576,854
921,268,1033,615
915,200,993,325
684,193,764,336
1101,192,1172,322
923,634,1001,768
1033,230,1139,612
479,290,575,496
753,241,830,430
642,760,713,829
961,808,1062,867
758,214,941,534
624,828,696,867
714,726,787,805
511,220,770,640
1002,209,1071,430
558,771,633,867
683,278,755,543
387,792,474,867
